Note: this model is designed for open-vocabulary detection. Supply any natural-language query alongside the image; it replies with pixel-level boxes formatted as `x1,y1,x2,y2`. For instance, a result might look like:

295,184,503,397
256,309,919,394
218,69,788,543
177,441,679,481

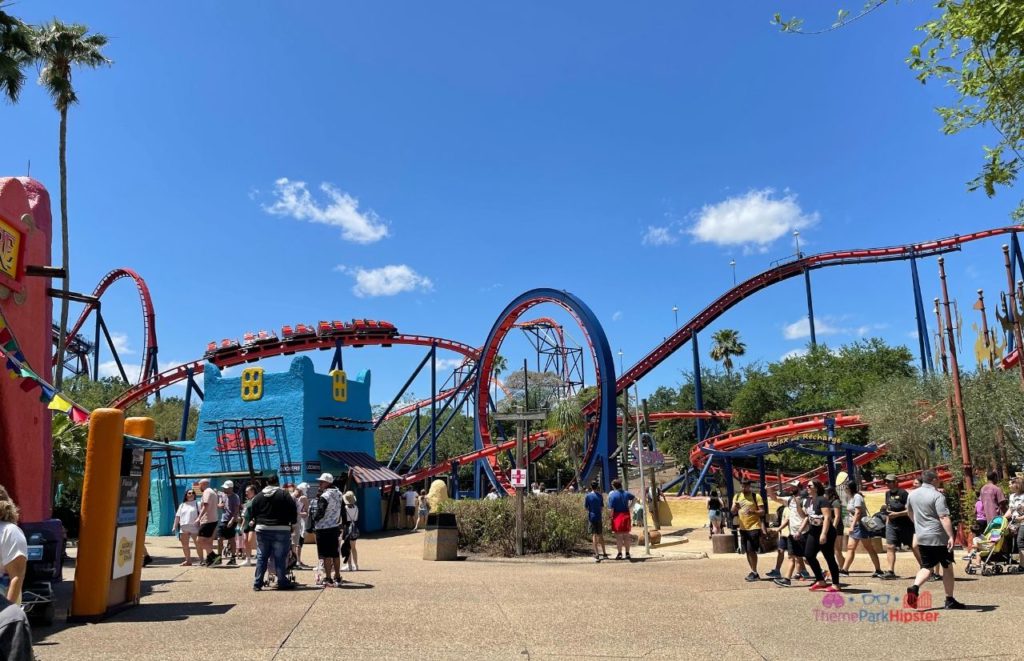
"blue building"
148,356,394,535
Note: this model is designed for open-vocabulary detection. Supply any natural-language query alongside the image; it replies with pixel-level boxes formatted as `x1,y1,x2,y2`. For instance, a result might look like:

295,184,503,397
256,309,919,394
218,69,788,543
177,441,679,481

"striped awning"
319,450,402,488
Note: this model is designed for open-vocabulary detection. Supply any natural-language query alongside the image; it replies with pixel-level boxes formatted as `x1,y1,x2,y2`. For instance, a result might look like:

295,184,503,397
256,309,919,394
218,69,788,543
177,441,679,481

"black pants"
805,525,840,585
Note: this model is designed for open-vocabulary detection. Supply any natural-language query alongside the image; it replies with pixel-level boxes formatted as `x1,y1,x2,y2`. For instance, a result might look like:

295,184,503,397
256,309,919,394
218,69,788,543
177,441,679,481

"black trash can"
423,512,458,560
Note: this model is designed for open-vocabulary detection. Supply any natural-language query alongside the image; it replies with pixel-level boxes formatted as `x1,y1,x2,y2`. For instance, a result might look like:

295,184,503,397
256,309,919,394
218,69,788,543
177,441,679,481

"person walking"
341,491,360,571
484,485,499,501
240,484,258,566
584,481,607,562
292,483,311,568
195,478,219,566
171,489,200,566
803,480,841,592
250,478,298,591
1006,477,1024,568
404,487,418,528
608,479,636,560
216,480,240,566
312,473,343,587
707,489,723,536
881,474,920,579
826,485,846,569
770,483,810,586
905,469,965,609
839,481,884,578
413,490,429,530
0,486,27,605
732,479,766,581
979,471,1008,526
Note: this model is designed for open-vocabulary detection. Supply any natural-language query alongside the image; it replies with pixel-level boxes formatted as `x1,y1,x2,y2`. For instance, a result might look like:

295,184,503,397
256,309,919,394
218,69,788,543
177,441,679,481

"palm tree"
547,397,585,488
0,5,34,102
490,354,508,404
710,328,746,374
33,20,111,389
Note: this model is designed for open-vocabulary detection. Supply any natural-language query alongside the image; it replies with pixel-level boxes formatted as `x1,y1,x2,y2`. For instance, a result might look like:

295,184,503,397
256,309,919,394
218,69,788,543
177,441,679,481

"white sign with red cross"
510,469,528,488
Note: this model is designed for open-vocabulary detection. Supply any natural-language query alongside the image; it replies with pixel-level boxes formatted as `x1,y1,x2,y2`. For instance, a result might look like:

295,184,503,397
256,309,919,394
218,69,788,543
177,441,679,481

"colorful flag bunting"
70,407,89,424
47,395,73,413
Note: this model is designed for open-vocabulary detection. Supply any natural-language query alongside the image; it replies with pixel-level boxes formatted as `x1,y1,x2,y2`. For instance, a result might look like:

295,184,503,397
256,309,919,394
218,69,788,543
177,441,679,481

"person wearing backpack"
839,480,884,578
732,479,767,582
803,480,842,591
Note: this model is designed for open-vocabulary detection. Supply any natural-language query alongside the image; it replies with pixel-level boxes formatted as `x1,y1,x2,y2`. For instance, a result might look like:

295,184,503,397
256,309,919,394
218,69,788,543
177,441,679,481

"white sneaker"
241,558,250,566
351,564,358,572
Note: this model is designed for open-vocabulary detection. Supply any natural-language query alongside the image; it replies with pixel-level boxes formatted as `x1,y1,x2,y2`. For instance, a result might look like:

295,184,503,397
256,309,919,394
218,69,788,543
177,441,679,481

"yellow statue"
426,479,449,512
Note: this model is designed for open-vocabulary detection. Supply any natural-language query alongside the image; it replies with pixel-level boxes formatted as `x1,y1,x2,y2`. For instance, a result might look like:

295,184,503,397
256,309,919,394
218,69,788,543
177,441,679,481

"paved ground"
31,530,1022,660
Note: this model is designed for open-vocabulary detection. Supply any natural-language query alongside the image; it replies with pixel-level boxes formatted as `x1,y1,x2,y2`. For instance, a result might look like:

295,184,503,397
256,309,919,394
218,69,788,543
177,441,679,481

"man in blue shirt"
584,481,607,562
607,478,636,560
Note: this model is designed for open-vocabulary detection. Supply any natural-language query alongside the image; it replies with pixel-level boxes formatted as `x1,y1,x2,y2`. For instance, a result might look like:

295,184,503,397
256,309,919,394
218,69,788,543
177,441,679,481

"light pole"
793,230,802,258
672,305,678,330
618,349,624,374
729,259,736,285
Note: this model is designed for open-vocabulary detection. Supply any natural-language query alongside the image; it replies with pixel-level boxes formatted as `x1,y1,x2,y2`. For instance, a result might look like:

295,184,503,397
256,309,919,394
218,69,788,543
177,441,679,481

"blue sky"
3,1,1020,408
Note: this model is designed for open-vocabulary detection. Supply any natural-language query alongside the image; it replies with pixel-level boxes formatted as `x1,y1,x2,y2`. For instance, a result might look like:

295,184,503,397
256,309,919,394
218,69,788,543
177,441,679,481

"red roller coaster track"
110,333,479,410
57,268,159,383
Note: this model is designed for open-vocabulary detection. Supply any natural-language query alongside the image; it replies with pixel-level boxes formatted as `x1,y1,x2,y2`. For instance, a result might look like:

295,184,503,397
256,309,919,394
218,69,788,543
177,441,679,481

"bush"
436,493,599,556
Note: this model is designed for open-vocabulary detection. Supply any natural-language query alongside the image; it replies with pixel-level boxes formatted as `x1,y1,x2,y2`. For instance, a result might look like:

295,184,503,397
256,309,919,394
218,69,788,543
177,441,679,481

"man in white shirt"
403,487,418,528
0,486,27,605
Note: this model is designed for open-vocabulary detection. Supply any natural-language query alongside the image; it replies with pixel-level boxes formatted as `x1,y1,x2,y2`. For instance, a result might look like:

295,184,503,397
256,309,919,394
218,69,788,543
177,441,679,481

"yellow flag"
47,394,73,413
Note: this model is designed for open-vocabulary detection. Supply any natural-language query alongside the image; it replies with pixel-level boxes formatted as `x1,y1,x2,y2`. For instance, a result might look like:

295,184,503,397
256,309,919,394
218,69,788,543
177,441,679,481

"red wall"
0,177,53,522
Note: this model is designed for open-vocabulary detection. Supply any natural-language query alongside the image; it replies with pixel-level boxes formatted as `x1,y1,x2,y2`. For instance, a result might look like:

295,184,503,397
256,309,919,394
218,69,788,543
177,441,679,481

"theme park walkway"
33,531,1022,660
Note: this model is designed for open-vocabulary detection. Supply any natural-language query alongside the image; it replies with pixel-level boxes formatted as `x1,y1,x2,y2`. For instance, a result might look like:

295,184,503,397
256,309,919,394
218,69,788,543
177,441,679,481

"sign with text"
510,469,528,488
0,215,25,293
111,525,137,579
279,462,302,475
305,460,322,474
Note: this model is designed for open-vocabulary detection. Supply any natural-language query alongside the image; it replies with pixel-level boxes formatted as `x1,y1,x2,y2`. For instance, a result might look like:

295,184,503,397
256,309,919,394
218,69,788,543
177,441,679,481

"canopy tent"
319,450,401,488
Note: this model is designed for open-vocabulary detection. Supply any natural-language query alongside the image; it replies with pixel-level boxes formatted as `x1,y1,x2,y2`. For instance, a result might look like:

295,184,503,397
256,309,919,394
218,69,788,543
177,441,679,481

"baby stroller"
964,516,1021,576
263,546,299,588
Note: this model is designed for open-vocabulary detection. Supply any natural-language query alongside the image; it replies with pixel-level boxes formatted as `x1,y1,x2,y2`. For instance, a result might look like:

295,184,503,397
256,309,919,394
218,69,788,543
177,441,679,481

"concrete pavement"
30,530,1021,660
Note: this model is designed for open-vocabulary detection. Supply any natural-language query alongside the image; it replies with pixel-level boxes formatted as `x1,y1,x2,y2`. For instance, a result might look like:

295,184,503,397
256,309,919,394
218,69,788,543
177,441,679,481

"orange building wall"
0,177,53,522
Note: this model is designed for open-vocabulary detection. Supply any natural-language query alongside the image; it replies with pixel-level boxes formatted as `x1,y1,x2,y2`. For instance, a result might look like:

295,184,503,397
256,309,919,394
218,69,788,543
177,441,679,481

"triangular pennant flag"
0,315,6,330
3,339,16,353
19,366,37,380
18,378,39,393
70,407,89,424
47,394,73,413
0,328,11,345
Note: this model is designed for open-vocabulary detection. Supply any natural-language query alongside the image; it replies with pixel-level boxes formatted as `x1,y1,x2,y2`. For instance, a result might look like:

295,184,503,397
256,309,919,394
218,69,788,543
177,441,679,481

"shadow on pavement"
335,581,374,590
108,600,234,622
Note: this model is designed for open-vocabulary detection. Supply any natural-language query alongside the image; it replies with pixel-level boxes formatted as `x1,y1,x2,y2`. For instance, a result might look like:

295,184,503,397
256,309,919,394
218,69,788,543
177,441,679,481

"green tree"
546,396,586,487
33,20,111,389
51,414,87,497
774,1,1024,220
709,328,746,374
0,5,34,102
490,354,508,404
859,374,952,470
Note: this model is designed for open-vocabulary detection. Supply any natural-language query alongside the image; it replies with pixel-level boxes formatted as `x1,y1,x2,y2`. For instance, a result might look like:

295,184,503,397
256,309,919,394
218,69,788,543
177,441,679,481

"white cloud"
108,332,135,356
782,317,841,340
855,323,888,337
907,330,920,340
612,311,623,322
263,178,389,244
642,225,677,247
689,189,818,249
97,359,182,384
780,348,808,361
434,358,465,371
337,264,434,298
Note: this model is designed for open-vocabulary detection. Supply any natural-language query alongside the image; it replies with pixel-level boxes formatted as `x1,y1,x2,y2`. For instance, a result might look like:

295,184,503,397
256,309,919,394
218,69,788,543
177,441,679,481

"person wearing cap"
341,491,360,571
312,473,344,586
769,482,810,586
882,474,918,579
292,483,311,568
249,477,298,591
732,478,766,582
195,478,220,566
215,480,241,566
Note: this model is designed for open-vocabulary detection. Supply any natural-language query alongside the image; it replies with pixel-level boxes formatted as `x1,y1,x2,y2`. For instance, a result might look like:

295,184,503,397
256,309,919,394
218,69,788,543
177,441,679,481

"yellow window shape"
241,367,264,401
330,369,347,402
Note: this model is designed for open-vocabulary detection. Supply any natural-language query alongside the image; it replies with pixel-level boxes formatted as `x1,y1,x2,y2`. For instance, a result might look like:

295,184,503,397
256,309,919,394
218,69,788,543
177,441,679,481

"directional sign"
510,469,528,488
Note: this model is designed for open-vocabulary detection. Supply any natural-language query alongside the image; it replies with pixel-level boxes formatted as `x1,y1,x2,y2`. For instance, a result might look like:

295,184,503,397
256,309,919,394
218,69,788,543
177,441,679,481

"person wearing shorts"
312,473,344,587
607,479,635,560
882,474,919,579
584,481,606,562
404,487,417,529
905,470,964,610
196,478,219,565
216,480,240,566
732,479,765,582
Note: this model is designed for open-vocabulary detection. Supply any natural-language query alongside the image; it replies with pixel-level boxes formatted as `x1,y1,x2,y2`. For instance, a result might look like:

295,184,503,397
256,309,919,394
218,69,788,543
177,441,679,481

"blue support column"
689,456,714,497
845,449,856,484
910,254,933,373
92,307,101,381
179,366,194,441
330,340,343,371
692,332,705,442
724,457,735,528
757,456,768,514
804,268,817,347
825,416,837,486
430,343,437,467
450,461,460,499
